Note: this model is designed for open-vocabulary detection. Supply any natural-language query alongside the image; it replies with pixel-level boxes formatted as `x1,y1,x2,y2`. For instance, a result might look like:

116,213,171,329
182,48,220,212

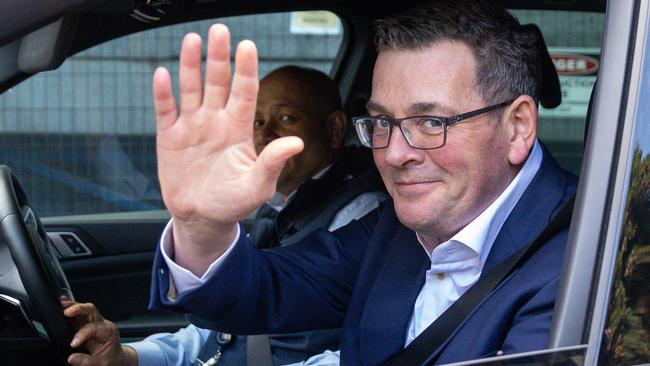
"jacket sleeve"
500,275,560,354
148,206,381,335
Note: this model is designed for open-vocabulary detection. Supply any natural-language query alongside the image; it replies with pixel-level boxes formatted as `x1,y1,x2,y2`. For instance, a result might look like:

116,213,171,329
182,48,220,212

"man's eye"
419,118,444,134
376,119,390,129
280,114,296,123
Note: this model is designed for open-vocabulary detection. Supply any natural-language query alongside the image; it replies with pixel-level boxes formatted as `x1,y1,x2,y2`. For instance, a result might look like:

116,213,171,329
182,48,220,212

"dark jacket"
151,146,577,365
197,146,386,365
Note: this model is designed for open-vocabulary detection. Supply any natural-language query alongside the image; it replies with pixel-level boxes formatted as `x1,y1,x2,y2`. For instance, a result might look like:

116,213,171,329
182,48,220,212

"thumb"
67,352,92,366
252,136,304,196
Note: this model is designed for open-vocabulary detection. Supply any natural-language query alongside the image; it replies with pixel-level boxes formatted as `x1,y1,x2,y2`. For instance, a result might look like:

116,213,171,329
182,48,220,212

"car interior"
4,0,647,365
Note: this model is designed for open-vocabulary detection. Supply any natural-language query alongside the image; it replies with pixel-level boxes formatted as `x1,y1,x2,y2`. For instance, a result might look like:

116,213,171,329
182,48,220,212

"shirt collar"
267,164,333,212
419,139,543,266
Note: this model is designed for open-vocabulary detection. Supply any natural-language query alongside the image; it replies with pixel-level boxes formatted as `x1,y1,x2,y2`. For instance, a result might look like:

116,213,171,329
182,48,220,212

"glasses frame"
352,99,515,150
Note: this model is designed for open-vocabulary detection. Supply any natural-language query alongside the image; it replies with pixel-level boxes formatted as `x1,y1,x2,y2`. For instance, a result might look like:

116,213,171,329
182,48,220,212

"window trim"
584,0,650,363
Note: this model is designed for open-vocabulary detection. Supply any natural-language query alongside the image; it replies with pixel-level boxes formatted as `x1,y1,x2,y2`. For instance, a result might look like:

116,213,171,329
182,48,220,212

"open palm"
153,25,303,271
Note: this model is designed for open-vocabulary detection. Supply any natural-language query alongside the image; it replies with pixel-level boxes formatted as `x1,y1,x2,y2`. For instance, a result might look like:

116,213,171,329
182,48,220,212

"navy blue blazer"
150,148,578,365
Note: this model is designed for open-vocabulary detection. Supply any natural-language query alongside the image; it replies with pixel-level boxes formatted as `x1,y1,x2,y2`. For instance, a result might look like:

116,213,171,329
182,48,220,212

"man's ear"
327,110,347,149
503,95,538,166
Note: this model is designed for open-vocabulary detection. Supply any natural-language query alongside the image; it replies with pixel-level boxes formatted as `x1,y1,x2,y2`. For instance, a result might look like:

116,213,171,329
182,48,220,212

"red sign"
551,54,599,75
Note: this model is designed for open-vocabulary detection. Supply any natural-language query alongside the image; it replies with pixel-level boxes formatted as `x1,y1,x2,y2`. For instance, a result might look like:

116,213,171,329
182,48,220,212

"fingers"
225,40,259,128
63,302,104,323
153,67,178,132
68,352,94,366
70,320,116,348
203,24,232,110
60,295,73,309
253,136,304,195
68,351,120,366
61,299,75,309
179,33,204,114
155,25,258,136
62,300,90,332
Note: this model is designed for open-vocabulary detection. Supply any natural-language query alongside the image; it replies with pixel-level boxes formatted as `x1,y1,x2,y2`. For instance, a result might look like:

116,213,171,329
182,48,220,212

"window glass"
0,11,344,217
598,18,650,364
511,10,605,176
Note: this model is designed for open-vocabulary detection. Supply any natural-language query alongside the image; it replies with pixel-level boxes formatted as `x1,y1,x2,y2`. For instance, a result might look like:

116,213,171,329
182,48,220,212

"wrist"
173,219,237,250
171,219,238,276
123,345,138,366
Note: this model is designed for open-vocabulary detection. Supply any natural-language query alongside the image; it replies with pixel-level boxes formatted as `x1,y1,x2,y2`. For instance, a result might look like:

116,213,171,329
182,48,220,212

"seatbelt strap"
246,334,274,366
385,195,575,366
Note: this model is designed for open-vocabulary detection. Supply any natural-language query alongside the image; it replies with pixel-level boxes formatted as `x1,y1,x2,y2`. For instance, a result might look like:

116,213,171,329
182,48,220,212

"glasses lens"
354,118,390,148
402,117,445,149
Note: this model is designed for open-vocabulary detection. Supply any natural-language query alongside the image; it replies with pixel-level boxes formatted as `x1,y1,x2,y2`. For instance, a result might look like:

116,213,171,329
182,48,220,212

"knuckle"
106,320,118,333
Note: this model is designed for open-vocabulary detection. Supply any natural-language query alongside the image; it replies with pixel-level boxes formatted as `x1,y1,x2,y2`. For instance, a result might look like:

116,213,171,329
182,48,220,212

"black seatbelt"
246,334,274,366
385,195,575,366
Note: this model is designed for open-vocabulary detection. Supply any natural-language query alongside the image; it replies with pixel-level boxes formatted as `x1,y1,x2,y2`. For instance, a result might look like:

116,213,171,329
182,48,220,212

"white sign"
539,75,597,118
539,47,599,119
290,11,341,35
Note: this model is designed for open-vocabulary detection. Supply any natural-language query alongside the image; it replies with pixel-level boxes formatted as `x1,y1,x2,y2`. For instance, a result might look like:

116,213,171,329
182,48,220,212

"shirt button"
435,272,445,280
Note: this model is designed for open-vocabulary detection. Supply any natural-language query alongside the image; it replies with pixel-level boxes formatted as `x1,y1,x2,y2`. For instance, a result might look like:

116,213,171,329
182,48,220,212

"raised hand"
153,25,303,275
61,298,137,366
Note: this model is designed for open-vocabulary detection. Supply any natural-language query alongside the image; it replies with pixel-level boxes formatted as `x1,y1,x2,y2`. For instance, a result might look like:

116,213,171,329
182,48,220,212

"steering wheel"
0,165,83,362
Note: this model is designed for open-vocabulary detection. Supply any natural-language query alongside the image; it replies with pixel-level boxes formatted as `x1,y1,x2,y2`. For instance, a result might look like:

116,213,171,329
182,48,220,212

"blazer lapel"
483,147,571,274
358,224,429,365
424,147,576,362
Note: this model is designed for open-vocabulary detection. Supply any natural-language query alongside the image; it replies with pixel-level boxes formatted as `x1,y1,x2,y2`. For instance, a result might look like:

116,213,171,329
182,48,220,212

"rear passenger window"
511,10,605,176
0,11,344,217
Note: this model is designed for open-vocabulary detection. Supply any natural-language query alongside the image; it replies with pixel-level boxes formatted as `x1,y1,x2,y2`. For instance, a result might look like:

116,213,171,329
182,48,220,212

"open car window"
0,11,344,218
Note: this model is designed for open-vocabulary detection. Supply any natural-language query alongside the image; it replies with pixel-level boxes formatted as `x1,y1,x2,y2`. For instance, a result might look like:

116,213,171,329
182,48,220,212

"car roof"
0,0,607,49
0,0,607,95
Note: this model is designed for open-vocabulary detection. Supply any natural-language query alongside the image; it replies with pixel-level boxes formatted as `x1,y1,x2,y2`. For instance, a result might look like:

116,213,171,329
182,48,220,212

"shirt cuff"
124,342,166,366
160,219,241,295
285,350,341,366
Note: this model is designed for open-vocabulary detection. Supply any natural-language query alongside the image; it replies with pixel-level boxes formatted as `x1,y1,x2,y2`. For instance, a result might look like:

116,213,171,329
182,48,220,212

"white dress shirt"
405,139,542,346
161,140,543,363
287,140,543,366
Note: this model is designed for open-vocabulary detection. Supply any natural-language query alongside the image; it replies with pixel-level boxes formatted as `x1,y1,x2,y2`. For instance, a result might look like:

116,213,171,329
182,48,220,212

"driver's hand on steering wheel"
61,297,138,366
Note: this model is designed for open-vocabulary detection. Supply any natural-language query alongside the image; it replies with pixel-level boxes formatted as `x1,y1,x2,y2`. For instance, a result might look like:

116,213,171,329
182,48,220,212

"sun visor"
17,15,78,73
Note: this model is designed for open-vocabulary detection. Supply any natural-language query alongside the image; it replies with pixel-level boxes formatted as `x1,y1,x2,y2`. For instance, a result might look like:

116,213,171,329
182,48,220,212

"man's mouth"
393,180,441,196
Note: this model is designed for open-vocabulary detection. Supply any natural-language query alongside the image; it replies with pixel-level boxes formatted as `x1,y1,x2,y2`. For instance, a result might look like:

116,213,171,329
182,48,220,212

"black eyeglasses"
352,100,514,150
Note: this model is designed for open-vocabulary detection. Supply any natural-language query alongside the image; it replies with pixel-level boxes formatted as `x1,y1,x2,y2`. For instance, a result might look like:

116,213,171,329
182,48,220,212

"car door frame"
550,0,650,364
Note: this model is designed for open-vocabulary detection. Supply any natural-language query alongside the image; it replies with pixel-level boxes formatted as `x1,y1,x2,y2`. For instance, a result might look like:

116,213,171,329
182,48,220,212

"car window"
0,11,344,217
511,10,604,176
597,20,650,363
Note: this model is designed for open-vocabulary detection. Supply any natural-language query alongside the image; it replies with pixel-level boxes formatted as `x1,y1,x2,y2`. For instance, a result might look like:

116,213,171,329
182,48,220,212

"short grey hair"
373,0,540,105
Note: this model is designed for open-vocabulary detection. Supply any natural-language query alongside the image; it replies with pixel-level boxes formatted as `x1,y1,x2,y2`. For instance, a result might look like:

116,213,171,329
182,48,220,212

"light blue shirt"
126,325,211,366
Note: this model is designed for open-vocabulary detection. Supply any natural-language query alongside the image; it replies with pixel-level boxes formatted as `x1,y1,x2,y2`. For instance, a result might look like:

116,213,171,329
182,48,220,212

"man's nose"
383,126,423,167
259,120,280,142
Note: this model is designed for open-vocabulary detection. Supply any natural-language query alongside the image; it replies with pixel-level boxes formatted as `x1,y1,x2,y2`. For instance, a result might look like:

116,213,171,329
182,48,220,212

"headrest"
523,24,561,109
584,80,597,146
